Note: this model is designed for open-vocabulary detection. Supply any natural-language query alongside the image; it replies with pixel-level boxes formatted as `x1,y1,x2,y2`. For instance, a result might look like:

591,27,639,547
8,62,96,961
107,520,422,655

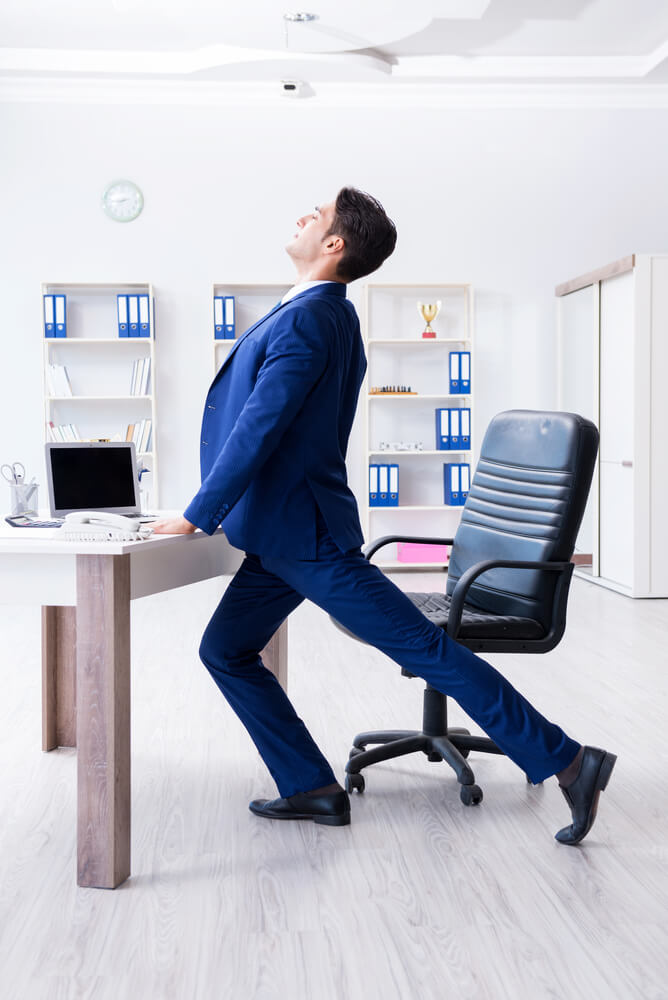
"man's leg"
262,526,580,785
199,553,339,799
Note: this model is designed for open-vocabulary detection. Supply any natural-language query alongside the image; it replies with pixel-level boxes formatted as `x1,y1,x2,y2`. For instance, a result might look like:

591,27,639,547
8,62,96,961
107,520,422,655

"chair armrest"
363,535,455,562
447,558,574,639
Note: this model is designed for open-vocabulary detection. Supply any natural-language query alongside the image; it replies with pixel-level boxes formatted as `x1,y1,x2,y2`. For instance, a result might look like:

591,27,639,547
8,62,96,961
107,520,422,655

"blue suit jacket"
184,282,367,559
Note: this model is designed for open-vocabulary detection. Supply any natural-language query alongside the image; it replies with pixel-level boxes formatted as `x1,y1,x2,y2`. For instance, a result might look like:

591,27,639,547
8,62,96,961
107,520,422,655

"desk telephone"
63,511,153,542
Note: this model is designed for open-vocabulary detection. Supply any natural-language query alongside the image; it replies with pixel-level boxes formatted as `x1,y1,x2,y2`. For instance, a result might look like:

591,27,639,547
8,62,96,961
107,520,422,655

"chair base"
345,685,505,806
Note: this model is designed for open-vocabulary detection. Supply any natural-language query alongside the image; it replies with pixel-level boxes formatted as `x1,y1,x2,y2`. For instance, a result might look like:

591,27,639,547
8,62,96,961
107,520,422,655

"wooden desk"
0,521,287,889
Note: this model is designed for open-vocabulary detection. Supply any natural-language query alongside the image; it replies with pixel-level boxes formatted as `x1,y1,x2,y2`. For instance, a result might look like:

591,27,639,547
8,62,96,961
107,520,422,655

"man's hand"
151,515,197,535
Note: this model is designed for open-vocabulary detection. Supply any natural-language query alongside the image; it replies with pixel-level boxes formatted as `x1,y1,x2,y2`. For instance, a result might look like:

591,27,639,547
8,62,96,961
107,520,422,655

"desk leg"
261,620,288,692
42,606,77,751
76,553,131,889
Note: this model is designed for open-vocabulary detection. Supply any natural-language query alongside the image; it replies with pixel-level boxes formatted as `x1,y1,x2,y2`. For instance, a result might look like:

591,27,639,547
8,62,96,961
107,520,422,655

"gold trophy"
418,300,441,339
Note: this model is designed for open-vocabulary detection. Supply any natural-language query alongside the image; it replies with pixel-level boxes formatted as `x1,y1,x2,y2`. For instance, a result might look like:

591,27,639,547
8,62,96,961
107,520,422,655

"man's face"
285,200,337,264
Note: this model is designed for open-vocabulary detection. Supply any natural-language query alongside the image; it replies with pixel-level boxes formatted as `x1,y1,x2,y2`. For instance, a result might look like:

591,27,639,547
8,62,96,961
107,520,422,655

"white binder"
128,295,139,335
139,294,150,335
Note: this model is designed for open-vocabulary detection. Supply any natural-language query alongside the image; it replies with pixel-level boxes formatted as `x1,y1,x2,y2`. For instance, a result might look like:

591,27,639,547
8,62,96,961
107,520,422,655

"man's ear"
323,234,345,256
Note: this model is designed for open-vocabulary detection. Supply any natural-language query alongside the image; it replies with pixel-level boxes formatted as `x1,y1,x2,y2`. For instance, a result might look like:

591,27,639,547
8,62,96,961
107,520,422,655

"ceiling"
2,0,668,90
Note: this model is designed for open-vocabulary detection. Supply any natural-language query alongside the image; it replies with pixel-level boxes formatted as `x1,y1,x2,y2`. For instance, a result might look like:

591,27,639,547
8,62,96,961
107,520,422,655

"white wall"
2,98,668,517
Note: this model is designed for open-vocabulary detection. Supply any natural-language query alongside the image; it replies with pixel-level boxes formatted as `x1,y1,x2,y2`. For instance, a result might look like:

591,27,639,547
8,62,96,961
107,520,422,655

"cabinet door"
598,460,633,588
599,271,635,464
558,285,598,562
559,285,597,421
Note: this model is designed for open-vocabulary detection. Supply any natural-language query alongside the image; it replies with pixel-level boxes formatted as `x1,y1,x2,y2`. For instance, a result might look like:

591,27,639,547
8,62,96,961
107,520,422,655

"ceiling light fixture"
283,12,318,22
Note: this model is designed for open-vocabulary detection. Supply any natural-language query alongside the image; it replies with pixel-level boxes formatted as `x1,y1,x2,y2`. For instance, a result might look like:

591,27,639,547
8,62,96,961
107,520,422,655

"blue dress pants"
199,516,580,799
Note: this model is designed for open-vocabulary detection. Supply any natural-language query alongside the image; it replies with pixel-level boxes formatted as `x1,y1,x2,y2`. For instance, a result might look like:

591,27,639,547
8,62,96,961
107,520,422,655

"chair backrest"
445,410,599,627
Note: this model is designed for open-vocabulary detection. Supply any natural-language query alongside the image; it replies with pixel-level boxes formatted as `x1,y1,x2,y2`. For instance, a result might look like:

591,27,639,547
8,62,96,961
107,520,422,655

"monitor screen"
46,443,139,515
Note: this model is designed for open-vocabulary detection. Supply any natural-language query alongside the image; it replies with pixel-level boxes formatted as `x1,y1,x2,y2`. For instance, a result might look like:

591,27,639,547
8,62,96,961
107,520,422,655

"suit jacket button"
207,404,216,410
202,440,208,446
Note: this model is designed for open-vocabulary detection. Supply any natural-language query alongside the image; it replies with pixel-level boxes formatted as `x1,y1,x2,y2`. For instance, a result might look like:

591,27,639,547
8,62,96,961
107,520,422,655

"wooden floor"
1,572,667,1000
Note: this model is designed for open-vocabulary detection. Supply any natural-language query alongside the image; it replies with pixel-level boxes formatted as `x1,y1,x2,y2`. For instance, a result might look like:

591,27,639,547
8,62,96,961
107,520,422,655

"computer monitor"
45,442,141,518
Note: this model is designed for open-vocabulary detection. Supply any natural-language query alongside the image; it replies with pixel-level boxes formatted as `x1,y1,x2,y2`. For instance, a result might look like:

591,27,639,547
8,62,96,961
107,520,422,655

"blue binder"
44,295,56,338
378,464,389,507
369,464,379,506
435,408,449,450
214,296,224,338
460,407,471,449
444,463,461,505
139,294,150,336
54,294,67,337
117,295,128,337
449,351,460,394
460,351,471,393
460,463,470,504
449,408,461,449
388,464,399,506
128,295,139,336
224,296,236,337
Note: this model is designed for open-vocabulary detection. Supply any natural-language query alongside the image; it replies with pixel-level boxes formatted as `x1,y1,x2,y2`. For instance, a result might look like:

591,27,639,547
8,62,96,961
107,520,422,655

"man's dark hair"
326,187,397,283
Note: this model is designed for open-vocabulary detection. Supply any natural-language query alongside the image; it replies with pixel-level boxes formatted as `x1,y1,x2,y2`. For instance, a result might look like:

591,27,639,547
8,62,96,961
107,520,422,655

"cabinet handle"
622,460,633,468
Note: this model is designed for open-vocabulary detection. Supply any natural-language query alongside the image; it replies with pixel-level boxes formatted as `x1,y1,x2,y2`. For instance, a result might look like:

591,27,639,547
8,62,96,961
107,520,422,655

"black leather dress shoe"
555,746,617,845
249,790,351,827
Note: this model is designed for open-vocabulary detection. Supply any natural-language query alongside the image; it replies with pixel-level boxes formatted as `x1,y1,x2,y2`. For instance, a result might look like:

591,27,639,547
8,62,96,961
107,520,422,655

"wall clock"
102,179,144,223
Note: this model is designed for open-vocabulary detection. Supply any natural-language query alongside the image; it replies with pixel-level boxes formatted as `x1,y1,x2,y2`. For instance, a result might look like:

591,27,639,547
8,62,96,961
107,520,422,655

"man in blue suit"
153,188,615,844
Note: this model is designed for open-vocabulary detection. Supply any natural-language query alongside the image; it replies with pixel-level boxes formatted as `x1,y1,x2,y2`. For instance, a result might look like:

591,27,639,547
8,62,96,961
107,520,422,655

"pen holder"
9,482,38,515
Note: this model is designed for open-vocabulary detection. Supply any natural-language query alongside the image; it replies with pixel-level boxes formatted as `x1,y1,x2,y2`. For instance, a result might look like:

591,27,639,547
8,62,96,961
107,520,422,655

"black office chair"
339,409,599,806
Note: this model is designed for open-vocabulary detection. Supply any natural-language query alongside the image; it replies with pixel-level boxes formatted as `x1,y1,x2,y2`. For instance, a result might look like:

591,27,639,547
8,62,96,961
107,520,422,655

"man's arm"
180,309,330,535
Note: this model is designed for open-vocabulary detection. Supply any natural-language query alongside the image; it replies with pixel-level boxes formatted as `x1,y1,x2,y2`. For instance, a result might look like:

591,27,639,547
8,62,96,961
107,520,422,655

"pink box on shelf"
397,542,449,564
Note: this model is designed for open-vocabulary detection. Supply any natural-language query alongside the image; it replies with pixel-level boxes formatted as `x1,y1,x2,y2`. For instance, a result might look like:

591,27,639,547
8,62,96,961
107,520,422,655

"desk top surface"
0,512,223,557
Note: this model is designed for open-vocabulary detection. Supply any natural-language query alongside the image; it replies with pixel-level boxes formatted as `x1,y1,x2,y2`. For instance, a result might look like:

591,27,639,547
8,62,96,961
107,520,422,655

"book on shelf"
46,421,81,443
141,419,152,453
129,418,152,454
140,357,151,395
130,357,151,396
47,363,73,397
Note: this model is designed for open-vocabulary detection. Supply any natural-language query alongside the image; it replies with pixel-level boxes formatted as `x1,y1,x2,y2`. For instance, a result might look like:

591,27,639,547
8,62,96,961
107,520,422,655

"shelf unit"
363,282,474,570
41,282,159,508
212,283,291,375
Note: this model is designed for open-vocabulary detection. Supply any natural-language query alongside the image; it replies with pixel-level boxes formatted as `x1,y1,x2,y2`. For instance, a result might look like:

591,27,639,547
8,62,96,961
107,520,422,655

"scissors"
1,462,26,485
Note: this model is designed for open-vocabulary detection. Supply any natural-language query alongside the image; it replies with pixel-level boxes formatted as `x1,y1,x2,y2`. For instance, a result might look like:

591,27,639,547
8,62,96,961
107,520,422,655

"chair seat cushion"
407,591,546,640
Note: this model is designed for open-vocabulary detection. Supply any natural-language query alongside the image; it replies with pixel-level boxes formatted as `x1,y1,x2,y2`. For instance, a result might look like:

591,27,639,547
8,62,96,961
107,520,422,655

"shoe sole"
249,806,351,826
580,752,617,839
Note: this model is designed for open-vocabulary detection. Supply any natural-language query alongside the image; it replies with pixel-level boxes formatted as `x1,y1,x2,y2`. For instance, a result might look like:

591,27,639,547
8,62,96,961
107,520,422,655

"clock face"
102,180,144,222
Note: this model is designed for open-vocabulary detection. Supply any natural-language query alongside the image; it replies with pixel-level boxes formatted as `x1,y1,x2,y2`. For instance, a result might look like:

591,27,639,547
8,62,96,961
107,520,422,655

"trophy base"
421,330,436,339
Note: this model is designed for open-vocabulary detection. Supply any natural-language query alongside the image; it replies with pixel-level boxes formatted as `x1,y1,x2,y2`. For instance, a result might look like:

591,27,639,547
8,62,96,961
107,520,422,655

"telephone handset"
63,511,151,541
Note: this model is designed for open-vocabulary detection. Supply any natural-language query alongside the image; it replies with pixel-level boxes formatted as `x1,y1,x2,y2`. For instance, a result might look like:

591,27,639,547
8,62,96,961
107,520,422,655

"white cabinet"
556,254,668,598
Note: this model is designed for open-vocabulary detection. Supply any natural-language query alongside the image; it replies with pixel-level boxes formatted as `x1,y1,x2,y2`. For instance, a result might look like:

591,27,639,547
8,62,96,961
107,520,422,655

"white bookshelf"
41,282,159,508
212,283,291,375
363,282,474,570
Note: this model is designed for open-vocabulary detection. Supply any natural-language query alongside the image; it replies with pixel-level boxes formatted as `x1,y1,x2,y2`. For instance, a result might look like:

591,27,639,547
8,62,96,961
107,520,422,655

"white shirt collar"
281,280,337,305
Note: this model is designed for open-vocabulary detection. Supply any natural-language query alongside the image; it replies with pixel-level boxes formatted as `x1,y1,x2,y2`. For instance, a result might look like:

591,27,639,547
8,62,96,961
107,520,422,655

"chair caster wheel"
345,773,365,794
427,751,443,762
460,784,483,806
349,746,365,759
